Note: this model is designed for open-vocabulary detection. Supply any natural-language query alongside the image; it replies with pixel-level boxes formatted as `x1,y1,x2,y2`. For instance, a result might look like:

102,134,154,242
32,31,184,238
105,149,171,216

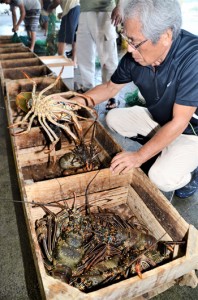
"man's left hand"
110,151,142,174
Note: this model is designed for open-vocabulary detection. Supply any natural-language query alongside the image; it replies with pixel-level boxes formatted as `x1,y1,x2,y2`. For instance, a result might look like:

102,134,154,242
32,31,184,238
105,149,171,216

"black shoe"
65,50,72,58
175,167,198,198
105,98,120,110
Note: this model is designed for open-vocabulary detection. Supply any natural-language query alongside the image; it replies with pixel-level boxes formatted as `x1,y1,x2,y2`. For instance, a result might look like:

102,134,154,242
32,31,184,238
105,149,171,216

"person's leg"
57,42,66,56
175,167,198,198
29,31,36,51
76,12,97,90
106,106,160,138
72,41,77,66
148,135,198,193
107,106,198,194
96,12,118,83
64,6,80,65
40,14,48,35
43,20,48,36
58,15,67,55
24,9,40,52
95,12,118,109
106,106,161,174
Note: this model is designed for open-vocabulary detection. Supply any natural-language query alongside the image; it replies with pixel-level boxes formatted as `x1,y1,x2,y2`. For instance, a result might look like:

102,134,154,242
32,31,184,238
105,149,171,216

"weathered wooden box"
4,76,71,125
0,57,44,92
0,35,13,43
0,46,30,54
12,119,122,181
1,65,53,81
0,57,43,69
0,65,54,95
0,34,21,45
5,76,68,102
5,78,121,180
0,42,24,47
0,52,36,61
10,164,198,299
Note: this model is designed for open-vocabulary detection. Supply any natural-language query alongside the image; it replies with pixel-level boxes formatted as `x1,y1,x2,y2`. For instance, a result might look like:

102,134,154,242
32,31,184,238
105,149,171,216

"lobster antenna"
85,169,101,215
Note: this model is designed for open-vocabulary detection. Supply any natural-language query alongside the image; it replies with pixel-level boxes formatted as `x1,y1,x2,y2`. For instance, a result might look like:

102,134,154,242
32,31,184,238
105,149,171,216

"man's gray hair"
120,0,182,43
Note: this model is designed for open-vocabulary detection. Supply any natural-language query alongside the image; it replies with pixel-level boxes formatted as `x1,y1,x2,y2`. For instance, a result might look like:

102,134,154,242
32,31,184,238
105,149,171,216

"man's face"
123,18,172,67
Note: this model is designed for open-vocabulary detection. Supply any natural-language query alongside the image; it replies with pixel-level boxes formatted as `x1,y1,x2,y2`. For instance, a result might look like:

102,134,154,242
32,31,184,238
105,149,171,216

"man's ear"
162,29,173,46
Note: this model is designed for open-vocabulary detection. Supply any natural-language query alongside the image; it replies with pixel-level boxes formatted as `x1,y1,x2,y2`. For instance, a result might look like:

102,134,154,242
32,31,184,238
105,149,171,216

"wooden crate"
0,57,43,69
0,42,24,47
0,35,12,43
0,46,30,54
11,119,122,181
5,76,94,125
0,52,36,60
5,79,120,180
10,165,198,299
1,65,54,93
5,76,68,102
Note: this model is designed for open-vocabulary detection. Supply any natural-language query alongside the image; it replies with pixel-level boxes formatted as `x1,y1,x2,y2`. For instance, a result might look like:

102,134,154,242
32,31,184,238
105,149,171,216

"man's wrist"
77,94,95,107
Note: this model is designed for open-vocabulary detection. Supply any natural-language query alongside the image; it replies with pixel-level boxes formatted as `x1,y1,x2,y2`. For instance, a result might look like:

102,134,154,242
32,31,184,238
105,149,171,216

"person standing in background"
48,0,80,66
1,0,41,51
76,0,121,110
40,0,53,36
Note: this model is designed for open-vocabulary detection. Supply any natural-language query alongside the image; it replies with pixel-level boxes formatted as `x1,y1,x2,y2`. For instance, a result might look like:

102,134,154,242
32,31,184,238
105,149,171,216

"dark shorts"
25,9,40,32
40,14,49,25
58,5,80,44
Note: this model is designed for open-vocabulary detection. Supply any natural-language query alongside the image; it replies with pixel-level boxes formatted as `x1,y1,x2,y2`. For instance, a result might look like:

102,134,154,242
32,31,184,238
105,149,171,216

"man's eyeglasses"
120,32,148,50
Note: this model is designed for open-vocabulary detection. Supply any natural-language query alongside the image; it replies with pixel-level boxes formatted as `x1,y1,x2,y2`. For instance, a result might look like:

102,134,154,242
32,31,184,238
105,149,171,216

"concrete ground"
0,6,198,300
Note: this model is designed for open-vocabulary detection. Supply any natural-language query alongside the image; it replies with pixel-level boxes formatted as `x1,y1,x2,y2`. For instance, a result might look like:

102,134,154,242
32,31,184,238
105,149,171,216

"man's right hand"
13,24,19,32
111,6,122,26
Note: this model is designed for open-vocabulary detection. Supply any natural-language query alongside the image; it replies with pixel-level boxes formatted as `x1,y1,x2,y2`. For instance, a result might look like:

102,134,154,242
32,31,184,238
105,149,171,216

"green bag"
124,89,146,107
46,13,58,56
11,32,21,43
34,39,47,55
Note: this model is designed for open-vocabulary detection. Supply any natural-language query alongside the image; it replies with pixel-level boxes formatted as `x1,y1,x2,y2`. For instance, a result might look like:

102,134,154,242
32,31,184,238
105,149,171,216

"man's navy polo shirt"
111,29,198,135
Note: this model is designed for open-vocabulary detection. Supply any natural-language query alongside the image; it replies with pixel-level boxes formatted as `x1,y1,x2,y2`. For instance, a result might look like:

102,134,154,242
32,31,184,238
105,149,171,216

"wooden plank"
127,185,171,241
39,56,74,78
5,76,69,104
2,65,53,81
0,52,36,60
186,225,198,258
24,169,133,202
89,255,198,300
40,55,74,67
131,281,176,300
0,57,43,69
28,186,129,223
178,270,198,288
0,46,30,54
0,42,24,47
0,35,12,41
131,168,189,240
